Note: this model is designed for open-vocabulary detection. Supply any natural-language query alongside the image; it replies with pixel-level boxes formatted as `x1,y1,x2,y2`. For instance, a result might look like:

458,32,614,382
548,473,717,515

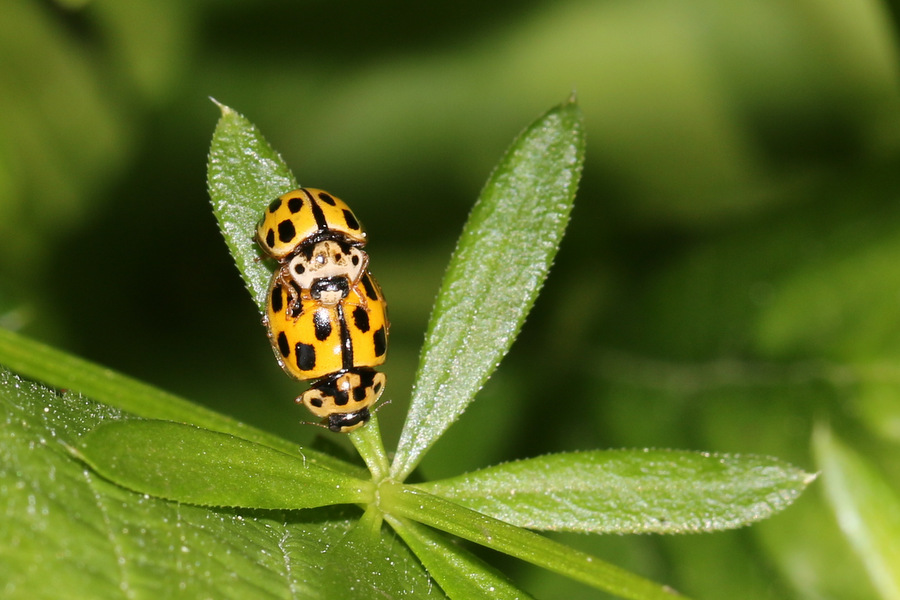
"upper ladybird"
256,188,367,260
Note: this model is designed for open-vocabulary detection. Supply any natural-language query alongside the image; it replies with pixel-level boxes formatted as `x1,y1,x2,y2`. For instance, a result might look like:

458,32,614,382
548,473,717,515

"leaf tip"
209,97,234,117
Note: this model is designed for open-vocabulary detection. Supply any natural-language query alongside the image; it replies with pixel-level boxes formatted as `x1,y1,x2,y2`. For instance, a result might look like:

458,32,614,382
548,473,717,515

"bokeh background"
3,0,900,597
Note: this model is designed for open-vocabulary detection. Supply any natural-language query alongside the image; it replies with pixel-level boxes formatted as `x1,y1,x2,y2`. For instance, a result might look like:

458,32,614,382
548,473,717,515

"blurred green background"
3,0,900,597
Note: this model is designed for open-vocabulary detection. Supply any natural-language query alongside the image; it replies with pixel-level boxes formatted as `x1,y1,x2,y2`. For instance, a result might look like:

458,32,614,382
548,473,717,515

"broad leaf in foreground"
77,420,371,509
0,369,439,599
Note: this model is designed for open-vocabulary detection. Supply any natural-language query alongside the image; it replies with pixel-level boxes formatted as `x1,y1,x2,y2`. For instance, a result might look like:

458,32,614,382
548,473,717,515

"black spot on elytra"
277,219,296,243
317,192,336,206
277,331,290,357
287,196,303,213
267,197,282,212
265,229,275,249
313,309,332,341
373,327,387,357
352,306,370,333
342,208,360,231
296,342,316,371
270,283,284,313
361,273,378,300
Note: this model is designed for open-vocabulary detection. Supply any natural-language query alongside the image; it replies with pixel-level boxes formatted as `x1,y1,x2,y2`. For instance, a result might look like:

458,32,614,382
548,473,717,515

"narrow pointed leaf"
417,449,814,534
77,420,371,508
383,483,684,600
386,515,534,600
392,100,586,480
814,425,900,600
207,100,298,310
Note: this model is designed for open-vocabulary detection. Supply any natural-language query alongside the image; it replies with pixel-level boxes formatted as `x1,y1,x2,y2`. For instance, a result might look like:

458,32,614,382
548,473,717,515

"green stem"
349,412,390,480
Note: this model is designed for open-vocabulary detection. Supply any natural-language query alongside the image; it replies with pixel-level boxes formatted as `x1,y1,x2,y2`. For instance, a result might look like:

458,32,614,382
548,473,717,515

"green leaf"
386,515,534,600
76,420,372,509
814,425,900,600
391,99,586,480
417,449,814,534
207,100,298,310
0,327,359,476
319,508,447,600
0,369,441,598
382,482,685,600
0,326,211,423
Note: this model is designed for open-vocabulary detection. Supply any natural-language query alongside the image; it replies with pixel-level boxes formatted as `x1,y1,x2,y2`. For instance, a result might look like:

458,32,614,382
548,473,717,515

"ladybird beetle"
263,269,388,432
264,271,388,380
256,188,367,260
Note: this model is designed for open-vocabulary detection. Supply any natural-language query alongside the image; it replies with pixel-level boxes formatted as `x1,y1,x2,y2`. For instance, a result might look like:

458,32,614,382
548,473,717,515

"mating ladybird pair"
256,188,388,432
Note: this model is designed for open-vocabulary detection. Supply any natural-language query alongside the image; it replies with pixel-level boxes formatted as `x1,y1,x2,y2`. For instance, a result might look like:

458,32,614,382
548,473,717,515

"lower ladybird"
262,267,389,432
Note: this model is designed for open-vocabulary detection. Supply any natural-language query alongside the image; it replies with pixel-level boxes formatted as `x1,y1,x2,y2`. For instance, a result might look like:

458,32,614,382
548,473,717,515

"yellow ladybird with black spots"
263,269,388,432
256,188,367,260
264,271,388,380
